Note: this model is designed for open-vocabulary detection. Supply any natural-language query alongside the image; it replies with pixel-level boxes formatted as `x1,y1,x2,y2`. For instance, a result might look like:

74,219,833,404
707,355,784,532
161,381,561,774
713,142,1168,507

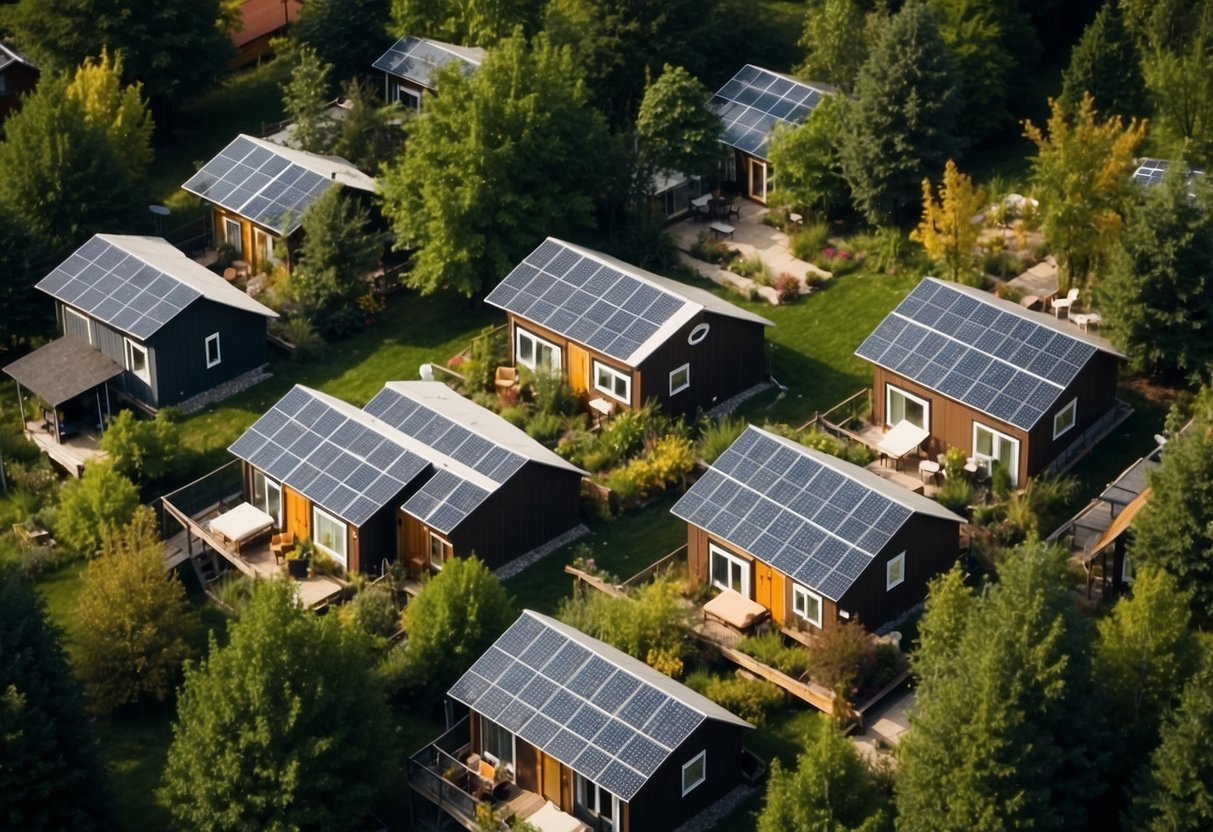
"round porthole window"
688,323,710,345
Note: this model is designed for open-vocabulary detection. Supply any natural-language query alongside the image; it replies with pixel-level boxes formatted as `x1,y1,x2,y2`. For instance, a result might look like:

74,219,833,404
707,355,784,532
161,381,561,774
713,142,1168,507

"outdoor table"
876,420,930,469
208,502,274,554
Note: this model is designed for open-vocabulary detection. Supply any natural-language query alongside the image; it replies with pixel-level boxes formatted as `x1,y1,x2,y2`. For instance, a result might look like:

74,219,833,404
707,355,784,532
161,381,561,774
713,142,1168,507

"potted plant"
285,539,311,579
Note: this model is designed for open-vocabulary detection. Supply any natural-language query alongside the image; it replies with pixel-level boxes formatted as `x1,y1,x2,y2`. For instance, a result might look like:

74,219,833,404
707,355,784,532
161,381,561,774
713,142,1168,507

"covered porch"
3,335,121,477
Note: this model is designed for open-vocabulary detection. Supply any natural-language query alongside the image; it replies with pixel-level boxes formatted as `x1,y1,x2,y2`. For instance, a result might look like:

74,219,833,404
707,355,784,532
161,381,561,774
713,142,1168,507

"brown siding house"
856,277,1123,486
673,426,963,635
486,238,772,420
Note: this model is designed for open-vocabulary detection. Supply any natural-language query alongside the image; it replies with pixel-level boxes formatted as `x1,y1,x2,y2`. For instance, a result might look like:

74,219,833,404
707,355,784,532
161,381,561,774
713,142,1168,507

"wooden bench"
709,221,735,240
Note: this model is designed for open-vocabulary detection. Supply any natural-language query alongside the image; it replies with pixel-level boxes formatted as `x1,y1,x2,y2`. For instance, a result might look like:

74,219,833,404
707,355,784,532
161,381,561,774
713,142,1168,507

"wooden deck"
24,421,107,477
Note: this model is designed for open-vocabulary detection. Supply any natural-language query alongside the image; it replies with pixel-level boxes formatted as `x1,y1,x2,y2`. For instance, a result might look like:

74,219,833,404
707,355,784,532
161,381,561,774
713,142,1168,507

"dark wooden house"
182,134,377,273
485,238,772,419
672,426,963,636
31,234,277,410
228,382,584,576
708,65,834,204
856,277,1123,486
362,381,585,574
435,610,753,832
0,41,38,121
372,35,484,109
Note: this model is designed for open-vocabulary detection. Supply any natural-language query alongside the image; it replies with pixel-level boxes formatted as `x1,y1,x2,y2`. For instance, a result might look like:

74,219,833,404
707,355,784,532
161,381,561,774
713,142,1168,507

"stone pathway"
176,365,273,415
492,524,590,581
851,684,913,768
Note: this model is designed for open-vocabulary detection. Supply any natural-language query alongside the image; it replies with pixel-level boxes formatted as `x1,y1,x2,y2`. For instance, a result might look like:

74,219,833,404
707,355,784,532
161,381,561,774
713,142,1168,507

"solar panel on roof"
708,66,830,162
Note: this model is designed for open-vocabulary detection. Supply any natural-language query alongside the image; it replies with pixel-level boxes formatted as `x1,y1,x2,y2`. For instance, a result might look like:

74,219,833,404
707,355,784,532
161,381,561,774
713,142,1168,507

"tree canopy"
910,159,986,283
379,32,609,297
98,409,182,489
53,460,141,556
635,65,722,184
798,0,872,94
1059,2,1149,122
281,46,339,155
292,0,391,83
768,94,849,216
839,1,964,226
390,0,542,46
161,580,395,831
66,50,154,181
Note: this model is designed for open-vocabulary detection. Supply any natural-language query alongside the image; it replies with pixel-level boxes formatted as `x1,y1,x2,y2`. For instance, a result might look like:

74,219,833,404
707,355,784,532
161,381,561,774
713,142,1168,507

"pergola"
3,335,123,441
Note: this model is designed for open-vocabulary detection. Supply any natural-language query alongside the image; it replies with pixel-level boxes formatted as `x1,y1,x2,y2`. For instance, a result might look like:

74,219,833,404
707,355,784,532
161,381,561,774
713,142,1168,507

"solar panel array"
36,236,203,340
855,280,1096,430
449,613,707,801
672,428,912,601
484,240,688,363
228,387,431,526
708,65,826,161
182,136,336,235
1132,159,1169,186
372,36,478,88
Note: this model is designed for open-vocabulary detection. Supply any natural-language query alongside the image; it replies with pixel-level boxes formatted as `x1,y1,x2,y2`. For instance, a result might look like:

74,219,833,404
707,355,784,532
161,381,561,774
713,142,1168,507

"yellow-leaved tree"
66,49,154,180
910,159,987,283
1023,93,1146,294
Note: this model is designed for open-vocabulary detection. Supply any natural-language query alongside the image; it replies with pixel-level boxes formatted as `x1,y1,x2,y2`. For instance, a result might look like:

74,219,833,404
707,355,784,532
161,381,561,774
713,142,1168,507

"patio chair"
494,365,519,392
270,532,291,564
1051,288,1080,319
727,201,741,221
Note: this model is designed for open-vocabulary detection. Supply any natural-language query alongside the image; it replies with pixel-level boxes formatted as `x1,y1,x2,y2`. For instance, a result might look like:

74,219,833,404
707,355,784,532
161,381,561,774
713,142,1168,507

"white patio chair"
1051,288,1080,319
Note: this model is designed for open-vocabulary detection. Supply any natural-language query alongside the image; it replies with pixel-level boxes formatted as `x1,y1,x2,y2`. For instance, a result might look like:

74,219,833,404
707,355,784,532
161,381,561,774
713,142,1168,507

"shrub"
339,580,401,648
697,415,747,463
604,435,694,505
280,316,325,360
806,620,876,697
791,221,830,260
800,430,840,456
773,272,801,302
738,631,811,677
936,476,974,513
99,409,181,487
941,447,968,481
990,460,1013,500
54,460,140,556
684,670,784,726
980,250,1020,278
731,254,770,284
558,575,688,677
843,442,877,467
532,367,577,416
500,403,533,428
525,411,565,442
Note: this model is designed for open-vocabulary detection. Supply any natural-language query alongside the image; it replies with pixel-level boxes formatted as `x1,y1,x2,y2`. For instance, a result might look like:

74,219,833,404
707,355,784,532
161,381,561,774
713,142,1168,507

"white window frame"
973,422,1021,487
311,505,348,568
481,717,516,778
123,338,151,384
64,306,93,344
394,84,422,111
886,384,930,431
515,326,562,372
428,531,452,572
205,332,221,368
688,322,710,345
681,750,707,796
1053,398,1077,439
886,552,906,590
709,542,751,598
251,469,282,527
574,773,619,832
669,363,690,396
593,360,631,405
253,227,276,265
223,217,243,255
791,583,823,627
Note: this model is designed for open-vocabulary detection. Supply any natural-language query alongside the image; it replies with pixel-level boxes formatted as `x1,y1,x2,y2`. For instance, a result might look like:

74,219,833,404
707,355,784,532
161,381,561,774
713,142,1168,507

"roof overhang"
3,336,123,407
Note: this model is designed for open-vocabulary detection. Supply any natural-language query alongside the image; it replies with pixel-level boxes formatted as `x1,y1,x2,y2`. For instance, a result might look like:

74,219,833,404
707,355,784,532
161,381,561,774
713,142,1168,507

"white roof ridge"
422,37,485,65
239,134,378,193
739,63,835,95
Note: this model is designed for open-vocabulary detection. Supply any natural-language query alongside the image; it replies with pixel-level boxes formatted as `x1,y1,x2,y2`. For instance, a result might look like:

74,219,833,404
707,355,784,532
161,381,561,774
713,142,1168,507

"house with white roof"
372,35,484,109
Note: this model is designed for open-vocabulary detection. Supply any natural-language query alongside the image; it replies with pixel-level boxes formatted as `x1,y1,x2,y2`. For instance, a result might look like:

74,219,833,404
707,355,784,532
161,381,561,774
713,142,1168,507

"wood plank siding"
213,206,282,272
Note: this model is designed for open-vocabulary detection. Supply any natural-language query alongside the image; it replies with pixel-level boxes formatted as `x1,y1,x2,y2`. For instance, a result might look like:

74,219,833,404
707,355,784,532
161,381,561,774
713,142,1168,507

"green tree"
927,0,1018,142
768,94,848,216
379,33,609,297
0,74,142,251
98,409,182,487
390,0,542,46
1142,26,1213,167
1130,414,1213,627
54,460,140,556
161,580,395,831
897,542,1103,832
910,159,986,283
73,508,199,713
402,555,515,693
289,187,385,337
281,45,339,155
635,65,722,183
1,0,230,115
66,50,155,180
1097,170,1213,379
0,566,114,830
1024,93,1146,293
758,716,893,832
1059,2,1149,123
331,79,406,173
0,208,53,348
557,575,688,677
798,0,871,93
839,1,964,226
293,0,391,83
1130,647,1213,832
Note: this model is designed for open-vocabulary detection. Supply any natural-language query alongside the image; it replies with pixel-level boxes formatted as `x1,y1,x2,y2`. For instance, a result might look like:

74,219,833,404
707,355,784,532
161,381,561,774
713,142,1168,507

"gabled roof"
708,65,834,162
855,278,1122,431
672,426,962,602
372,36,484,88
0,41,35,73
35,234,277,341
364,381,584,534
182,134,376,235
485,238,771,367
449,610,752,802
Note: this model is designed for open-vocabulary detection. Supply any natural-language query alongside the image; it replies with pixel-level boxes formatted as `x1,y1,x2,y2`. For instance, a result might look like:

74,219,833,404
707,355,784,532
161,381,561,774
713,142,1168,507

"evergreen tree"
1131,648,1213,832
161,580,395,831
331,80,405,174
281,46,339,155
53,460,140,556
927,0,1019,142
402,556,515,693
0,208,53,348
635,65,722,183
1060,2,1149,122
768,94,849,216
289,187,386,337
910,159,987,283
758,716,893,832
897,542,1103,832
797,0,871,93
73,508,200,713
1098,170,1213,379
293,0,391,83
0,566,114,830
839,2,963,226
379,33,609,297
1142,24,1213,168
66,50,155,181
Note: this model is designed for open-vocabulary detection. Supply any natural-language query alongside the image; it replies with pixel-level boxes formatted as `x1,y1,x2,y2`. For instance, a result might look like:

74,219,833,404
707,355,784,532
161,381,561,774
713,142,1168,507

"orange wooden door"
284,487,310,542
754,561,784,625
567,343,590,396
540,752,562,805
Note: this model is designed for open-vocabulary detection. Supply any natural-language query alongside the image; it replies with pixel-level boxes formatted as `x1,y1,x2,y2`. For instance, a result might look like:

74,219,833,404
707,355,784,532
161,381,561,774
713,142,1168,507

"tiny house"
855,277,1123,486
372,35,484,109
672,426,963,635
485,238,772,419
0,41,38,120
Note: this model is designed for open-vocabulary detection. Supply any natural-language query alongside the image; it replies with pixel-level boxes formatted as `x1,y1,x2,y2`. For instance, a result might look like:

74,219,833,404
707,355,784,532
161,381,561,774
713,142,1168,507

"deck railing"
620,544,688,590
408,716,485,827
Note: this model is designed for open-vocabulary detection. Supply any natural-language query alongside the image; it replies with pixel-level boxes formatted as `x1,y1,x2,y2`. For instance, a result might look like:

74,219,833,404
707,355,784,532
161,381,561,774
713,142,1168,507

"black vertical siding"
144,299,269,406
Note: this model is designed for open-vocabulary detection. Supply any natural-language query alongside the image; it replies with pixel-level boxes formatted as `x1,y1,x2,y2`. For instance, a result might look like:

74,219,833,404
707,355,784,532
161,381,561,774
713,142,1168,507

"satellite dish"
419,363,434,381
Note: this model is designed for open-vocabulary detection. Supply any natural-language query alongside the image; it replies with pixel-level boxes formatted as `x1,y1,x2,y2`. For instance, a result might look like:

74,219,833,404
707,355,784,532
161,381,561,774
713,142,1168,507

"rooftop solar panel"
708,65,832,161
373,36,483,88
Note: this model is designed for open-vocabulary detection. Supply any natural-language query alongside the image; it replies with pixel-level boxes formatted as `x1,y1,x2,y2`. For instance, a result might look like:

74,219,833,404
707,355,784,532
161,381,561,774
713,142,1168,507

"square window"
886,552,905,590
593,360,631,404
791,584,822,627
681,751,706,796
205,332,221,368
669,364,690,395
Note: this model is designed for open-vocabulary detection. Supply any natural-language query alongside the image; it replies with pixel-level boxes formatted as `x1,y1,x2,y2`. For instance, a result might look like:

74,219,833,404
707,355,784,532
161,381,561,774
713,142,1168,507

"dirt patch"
1122,375,1187,411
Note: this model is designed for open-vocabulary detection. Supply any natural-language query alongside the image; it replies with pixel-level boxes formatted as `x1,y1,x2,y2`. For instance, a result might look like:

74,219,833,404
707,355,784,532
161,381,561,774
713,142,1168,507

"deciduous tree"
0,209,53,348
558,575,688,678
281,45,339,155
66,50,154,180
768,94,849,216
390,0,542,46
839,2,963,226
73,508,199,713
1023,93,1145,293
161,580,395,831
0,566,114,830
910,159,986,283
54,460,140,556
293,0,391,83
927,0,1021,142
797,0,871,93
379,33,609,297
98,409,182,488
1060,2,1149,123
331,80,406,173
1142,29,1213,167
635,65,722,183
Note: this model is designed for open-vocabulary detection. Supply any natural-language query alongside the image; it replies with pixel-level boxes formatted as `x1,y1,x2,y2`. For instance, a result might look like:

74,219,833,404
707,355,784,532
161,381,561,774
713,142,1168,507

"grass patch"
96,706,176,832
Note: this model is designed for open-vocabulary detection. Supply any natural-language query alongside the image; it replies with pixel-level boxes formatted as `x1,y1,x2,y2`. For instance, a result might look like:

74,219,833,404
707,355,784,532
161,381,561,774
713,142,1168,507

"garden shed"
485,238,772,419
372,35,484,109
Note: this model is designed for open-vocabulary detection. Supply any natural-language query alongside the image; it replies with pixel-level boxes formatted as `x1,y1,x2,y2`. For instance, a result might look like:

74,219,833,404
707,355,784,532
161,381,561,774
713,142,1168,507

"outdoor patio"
23,420,108,477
